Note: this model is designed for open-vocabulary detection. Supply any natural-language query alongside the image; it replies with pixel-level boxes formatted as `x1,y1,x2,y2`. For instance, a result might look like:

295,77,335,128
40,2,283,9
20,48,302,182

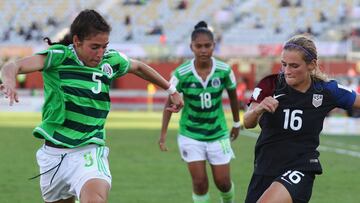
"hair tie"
284,43,316,60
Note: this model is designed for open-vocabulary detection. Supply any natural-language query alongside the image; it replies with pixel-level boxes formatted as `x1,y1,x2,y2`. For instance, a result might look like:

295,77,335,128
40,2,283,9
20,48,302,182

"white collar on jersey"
191,57,216,89
68,44,85,66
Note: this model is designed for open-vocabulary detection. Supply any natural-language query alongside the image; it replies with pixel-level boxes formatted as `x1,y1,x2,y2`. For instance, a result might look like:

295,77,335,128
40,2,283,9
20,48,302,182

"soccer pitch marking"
321,140,360,151
241,130,360,159
2,112,360,158
318,146,360,158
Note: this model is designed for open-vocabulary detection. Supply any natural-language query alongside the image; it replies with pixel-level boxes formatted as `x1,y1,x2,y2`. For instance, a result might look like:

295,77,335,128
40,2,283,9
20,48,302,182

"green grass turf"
0,112,359,202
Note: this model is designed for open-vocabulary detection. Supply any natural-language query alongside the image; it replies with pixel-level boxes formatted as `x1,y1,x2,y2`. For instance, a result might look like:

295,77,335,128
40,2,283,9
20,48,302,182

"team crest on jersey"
312,94,323,108
211,77,221,88
101,63,113,77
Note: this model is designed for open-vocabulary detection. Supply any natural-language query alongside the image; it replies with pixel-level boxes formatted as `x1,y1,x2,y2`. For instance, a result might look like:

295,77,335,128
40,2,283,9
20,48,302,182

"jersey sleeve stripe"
216,65,230,71
104,50,118,55
113,60,130,77
216,61,230,68
45,50,53,69
52,50,64,53
169,76,179,87
179,67,192,76
178,64,191,71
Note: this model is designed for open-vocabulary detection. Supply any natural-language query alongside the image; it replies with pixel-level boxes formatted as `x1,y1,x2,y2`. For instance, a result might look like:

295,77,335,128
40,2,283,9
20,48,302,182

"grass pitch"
0,112,359,203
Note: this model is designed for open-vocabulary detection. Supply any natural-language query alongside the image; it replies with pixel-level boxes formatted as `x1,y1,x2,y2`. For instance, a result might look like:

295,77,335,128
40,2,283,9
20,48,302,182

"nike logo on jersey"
273,94,285,99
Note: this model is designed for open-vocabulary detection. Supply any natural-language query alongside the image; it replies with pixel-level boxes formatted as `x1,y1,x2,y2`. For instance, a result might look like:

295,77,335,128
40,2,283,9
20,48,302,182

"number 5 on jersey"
92,72,103,94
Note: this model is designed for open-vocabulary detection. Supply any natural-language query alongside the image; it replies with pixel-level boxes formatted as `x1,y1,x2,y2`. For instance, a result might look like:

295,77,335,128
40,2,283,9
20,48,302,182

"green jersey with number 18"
170,57,236,141
33,44,130,148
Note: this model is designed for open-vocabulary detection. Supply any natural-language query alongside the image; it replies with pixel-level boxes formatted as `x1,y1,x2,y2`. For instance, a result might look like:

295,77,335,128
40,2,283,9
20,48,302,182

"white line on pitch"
241,130,360,159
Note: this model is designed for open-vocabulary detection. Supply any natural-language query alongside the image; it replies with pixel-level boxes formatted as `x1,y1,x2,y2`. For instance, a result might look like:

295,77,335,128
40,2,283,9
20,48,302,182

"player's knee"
192,178,208,193
215,180,232,192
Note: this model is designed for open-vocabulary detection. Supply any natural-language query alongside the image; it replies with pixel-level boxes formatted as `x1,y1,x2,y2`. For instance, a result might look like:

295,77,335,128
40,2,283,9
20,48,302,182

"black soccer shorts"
245,170,315,203
276,170,315,203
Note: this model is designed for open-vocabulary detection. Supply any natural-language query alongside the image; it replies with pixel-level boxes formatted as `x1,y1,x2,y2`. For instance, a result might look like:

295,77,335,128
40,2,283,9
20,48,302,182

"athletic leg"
257,181,292,203
177,135,209,202
79,178,110,203
188,161,208,194
211,164,234,203
188,161,210,203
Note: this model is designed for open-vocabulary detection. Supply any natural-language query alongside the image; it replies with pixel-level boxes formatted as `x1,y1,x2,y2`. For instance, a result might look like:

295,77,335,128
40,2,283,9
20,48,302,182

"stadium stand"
0,0,100,44
1,0,360,110
1,0,359,46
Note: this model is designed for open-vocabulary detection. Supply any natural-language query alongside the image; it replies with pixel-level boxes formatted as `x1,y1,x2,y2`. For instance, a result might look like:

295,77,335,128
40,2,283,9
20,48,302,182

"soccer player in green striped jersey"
0,9,183,203
159,21,240,203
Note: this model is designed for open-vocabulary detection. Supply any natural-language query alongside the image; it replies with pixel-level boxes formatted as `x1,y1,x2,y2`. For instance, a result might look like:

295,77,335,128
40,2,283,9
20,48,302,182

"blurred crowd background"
1,0,360,113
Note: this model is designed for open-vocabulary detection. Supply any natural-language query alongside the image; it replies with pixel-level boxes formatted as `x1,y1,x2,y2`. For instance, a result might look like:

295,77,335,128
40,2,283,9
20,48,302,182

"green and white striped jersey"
170,57,236,141
33,44,130,148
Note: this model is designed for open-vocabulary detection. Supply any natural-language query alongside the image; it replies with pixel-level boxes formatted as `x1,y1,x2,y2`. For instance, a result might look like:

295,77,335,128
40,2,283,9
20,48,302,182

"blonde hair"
284,35,328,82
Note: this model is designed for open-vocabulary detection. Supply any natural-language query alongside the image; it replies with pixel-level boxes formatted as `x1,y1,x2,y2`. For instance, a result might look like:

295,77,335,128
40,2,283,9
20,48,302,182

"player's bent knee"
214,179,231,192
192,179,208,194
193,181,208,191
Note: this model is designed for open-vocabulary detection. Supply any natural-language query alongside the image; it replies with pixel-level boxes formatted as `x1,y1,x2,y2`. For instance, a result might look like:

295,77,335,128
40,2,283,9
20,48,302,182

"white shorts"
36,144,112,202
177,135,235,165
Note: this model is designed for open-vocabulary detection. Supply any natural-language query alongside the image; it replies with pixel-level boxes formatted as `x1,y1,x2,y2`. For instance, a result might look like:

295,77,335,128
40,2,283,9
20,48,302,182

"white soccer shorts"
177,135,235,165
36,144,112,202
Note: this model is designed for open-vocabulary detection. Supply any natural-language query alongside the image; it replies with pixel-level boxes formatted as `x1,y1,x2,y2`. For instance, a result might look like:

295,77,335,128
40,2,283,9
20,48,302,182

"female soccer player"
244,34,360,203
0,9,183,203
159,21,240,203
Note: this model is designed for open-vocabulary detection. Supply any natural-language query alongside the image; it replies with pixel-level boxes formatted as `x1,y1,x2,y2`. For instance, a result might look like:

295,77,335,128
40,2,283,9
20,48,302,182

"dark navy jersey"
249,74,356,175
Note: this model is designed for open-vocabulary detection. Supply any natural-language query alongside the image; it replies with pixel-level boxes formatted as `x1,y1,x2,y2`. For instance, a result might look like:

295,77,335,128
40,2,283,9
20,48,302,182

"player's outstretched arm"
159,96,174,151
227,88,240,141
1,55,45,105
128,59,183,112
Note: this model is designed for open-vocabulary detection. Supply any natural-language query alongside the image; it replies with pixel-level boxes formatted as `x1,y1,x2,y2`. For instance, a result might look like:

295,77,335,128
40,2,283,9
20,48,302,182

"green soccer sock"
192,192,210,203
220,182,235,203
